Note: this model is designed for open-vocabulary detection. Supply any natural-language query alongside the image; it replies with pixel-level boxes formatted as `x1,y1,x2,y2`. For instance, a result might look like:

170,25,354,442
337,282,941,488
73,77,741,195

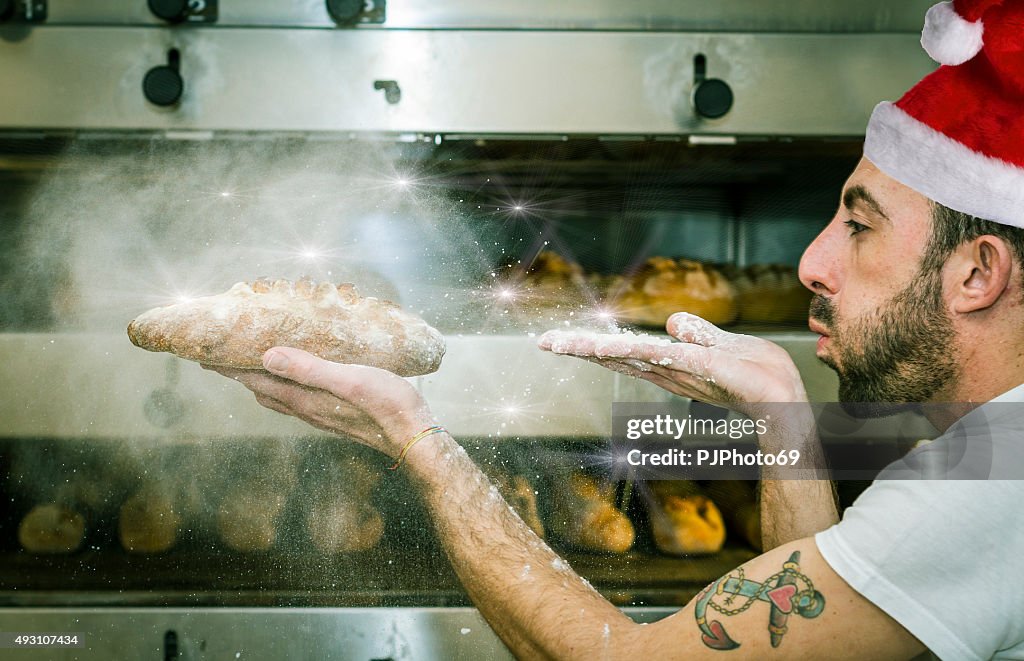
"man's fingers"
262,347,337,388
593,341,710,375
209,365,329,413
249,375,335,412
537,330,598,356
539,330,676,361
208,353,379,405
666,312,728,347
540,329,712,379
262,347,396,400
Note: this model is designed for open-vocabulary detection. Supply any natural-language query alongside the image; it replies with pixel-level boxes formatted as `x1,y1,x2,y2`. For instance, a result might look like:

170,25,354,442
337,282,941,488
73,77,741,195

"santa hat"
863,0,1024,228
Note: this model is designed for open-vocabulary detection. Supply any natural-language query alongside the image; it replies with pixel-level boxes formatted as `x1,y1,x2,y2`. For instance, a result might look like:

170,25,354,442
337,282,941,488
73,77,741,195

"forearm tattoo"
694,551,825,651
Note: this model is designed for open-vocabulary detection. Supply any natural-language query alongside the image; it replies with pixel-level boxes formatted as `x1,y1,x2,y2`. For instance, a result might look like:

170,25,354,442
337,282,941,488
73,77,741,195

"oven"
0,1,937,658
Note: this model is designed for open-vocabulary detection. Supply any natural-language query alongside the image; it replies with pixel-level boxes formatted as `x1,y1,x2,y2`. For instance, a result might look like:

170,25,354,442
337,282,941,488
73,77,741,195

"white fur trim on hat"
864,102,1024,229
921,1,985,66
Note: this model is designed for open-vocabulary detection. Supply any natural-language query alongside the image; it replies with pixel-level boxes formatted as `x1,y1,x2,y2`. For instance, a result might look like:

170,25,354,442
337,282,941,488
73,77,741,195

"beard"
810,267,960,418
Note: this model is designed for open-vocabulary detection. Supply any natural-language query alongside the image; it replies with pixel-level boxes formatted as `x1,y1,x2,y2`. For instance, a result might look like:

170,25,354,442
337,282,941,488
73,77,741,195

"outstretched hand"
204,347,437,458
538,312,809,415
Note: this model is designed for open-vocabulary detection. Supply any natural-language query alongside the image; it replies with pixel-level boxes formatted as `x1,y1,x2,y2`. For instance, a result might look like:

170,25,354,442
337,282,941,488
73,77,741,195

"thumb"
666,312,726,347
263,347,339,390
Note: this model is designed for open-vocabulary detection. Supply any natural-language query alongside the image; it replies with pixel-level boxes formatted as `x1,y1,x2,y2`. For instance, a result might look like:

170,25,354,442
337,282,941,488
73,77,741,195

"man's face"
798,157,960,410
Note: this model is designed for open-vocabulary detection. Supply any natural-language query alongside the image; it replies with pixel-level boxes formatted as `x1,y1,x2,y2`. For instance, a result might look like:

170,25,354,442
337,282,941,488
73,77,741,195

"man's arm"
212,348,923,660
758,406,839,550
760,479,838,551
408,431,632,657
405,431,921,658
405,432,913,660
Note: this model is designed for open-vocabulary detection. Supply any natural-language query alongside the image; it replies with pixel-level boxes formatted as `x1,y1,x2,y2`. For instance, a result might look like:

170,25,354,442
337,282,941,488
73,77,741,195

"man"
210,1,1024,658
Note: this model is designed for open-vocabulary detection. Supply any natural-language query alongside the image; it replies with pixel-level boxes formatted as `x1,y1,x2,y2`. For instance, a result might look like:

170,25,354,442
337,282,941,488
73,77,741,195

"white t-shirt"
815,385,1024,660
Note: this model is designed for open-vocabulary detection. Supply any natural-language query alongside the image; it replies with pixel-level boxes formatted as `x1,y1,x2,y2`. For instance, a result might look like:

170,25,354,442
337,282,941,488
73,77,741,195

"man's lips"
808,320,830,353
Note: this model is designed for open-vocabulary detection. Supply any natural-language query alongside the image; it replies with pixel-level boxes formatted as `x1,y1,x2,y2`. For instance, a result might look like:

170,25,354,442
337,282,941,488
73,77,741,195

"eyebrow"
843,185,891,224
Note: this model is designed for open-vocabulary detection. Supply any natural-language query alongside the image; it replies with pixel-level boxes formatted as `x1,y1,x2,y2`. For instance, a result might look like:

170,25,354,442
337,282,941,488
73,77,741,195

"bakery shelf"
0,434,760,609
0,544,756,608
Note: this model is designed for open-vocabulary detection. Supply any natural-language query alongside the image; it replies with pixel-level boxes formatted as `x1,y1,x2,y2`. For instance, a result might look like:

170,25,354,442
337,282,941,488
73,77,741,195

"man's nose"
798,222,840,296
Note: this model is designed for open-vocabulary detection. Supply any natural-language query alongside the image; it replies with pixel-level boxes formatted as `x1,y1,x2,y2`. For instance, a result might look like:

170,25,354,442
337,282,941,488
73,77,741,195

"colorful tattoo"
694,551,825,651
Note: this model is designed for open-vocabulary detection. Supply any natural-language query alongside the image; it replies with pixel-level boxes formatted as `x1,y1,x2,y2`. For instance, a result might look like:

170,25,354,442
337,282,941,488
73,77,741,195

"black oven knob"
690,54,733,120
148,0,189,23
692,78,733,119
0,0,15,21
327,0,364,25
143,48,184,106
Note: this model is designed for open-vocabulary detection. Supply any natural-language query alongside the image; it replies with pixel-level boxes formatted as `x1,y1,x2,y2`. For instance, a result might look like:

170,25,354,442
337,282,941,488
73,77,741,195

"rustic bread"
723,264,810,324
495,252,591,320
18,504,86,554
215,486,289,552
549,472,634,553
128,277,445,376
118,485,181,554
305,456,384,553
609,258,737,327
646,481,726,555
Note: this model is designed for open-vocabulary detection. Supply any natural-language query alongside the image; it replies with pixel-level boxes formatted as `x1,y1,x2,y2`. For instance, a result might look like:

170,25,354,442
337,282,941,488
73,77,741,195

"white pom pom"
921,1,985,65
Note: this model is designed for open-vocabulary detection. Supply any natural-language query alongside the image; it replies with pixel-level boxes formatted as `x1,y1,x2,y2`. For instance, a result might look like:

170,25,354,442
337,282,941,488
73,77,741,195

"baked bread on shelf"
304,456,384,553
493,251,595,322
118,484,181,554
586,272,623,298
494,253,810,329
306,490,384,554
722,264,811,324
608,257,737,327
18,503,86,554
127,277,445,376
215,484,291,553
646,481,726,555
549,471,634,553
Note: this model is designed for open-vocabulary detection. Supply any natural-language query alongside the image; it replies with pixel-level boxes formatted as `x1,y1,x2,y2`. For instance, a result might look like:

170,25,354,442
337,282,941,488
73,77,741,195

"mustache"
809,294,834,329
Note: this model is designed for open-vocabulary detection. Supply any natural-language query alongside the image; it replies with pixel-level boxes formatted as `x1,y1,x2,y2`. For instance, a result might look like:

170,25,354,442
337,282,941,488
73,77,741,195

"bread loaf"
610,258,737,327
305,456,384,553
216,486,289,552
724,264,810,324
128,277,445,376
496,252,591,320
306,493,384,553
549,472,634,553
118,486,181,554
18,504,86,554
646,481,726,555
703,480,762,551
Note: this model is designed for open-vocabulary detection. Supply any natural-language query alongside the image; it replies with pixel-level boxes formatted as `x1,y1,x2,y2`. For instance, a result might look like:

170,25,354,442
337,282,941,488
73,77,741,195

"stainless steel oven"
0,2,937,658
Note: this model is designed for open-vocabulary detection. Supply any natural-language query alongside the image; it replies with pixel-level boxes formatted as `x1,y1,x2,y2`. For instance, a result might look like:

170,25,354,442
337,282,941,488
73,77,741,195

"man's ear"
948,236,1014,314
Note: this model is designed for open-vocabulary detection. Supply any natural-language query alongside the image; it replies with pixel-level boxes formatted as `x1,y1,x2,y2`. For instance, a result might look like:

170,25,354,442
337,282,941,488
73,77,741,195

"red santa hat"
863,0,1024,228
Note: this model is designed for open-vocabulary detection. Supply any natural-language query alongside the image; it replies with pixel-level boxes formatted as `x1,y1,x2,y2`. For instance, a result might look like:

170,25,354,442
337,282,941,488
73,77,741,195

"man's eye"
844,219,869,236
